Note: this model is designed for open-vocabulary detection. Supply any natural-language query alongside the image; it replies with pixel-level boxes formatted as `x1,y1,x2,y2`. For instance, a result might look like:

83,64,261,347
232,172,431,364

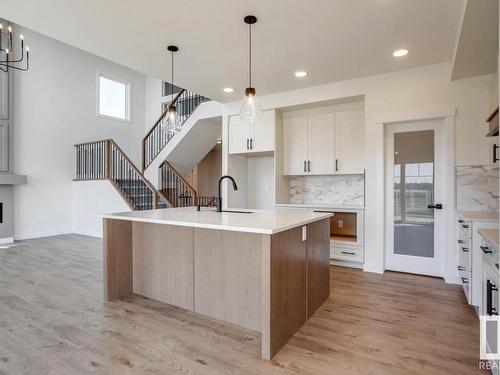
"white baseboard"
14,230,72,241
363,262,384,274
0,237,14,244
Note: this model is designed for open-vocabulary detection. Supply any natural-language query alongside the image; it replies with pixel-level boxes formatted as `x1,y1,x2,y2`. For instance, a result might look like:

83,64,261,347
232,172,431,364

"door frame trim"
377,107,455,283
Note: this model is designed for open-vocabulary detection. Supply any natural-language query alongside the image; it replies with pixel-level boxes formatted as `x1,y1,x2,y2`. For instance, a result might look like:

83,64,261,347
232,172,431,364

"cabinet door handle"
494,144,499,163
246,139,249,150
307,160,311,172
457,266,465,271
461,247,469,253
462,224,469,229
250,138,253,150
457,239,465,244
304,160,307,173
461,277,469,284
481,245,493,254
341,251,356,255
458,219,464,223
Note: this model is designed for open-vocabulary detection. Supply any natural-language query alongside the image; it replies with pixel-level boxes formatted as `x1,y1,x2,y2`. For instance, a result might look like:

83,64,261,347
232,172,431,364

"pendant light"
165,45,181,133
240,15,262,122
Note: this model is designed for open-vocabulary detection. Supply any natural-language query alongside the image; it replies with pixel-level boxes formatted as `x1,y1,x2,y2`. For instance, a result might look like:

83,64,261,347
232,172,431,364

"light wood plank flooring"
0,234,487,374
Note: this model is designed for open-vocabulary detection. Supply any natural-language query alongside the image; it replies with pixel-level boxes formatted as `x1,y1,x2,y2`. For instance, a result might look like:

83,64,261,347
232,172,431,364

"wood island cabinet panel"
268,225,307,358
193,228,263,331
306,218,331,318
103,219,133,301
132,222,194,311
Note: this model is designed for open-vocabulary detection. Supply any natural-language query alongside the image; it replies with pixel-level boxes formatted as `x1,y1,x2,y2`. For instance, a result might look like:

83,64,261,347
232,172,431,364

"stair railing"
142,89,210,171
159,160,197,207
75,139,159,210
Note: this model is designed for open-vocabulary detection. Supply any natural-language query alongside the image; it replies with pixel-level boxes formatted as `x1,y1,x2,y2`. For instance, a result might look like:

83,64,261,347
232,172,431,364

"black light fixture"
166,45,181,133
240,15,262,122
0,24,30,73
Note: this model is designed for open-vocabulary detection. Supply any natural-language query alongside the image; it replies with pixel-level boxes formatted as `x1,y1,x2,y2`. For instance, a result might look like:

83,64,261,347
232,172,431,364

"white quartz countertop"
101,207,333,235
457,210,499,222
275,203,365,210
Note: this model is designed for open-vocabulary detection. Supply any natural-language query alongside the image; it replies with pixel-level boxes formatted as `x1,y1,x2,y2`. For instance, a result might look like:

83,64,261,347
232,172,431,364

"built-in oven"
313,209,364,247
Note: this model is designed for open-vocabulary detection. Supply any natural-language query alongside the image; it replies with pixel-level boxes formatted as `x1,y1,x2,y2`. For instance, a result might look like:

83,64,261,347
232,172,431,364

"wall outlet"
338,219,344,228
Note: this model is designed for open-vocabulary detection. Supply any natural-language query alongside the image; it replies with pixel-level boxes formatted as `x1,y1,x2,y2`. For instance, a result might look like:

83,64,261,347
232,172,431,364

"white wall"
223,63,492,276
12,26,147,239
72,181,130,237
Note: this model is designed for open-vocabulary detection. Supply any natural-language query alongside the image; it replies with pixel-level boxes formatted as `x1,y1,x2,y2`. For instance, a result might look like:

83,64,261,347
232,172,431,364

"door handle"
427,204,443,209
341,251,356,255
457,266,465,271
246,139,249,150
250,138,253,150
461,277,469,284
304,160,307,173
461,247,469,253
457,239,465,244
335,159,339,172
493,144,499,163
307,160,311,172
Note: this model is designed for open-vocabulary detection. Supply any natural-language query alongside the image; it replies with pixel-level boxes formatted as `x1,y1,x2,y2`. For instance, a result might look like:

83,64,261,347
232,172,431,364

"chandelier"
0,23,30,73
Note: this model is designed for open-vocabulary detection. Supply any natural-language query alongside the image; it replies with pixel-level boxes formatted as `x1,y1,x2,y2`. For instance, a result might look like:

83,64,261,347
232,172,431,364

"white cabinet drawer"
331,244,363,262
457,246,471,273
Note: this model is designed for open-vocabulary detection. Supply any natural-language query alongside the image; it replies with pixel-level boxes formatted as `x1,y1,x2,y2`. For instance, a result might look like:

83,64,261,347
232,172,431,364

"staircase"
74,87,217,211
142,89,210,171
74,139,166,210
159,160,217,208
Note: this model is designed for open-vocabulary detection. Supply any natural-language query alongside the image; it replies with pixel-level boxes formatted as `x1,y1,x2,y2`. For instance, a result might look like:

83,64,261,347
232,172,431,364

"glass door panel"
393,130,434,258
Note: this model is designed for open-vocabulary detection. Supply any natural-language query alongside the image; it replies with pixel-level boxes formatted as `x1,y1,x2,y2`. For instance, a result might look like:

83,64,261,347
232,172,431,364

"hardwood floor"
0,234,487,374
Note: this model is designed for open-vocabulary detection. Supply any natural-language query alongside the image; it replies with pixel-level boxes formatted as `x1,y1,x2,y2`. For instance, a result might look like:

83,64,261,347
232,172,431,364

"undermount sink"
221,210,254,214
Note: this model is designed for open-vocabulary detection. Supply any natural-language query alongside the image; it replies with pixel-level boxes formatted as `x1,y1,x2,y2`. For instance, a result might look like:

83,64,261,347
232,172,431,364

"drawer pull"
480,245,493,254
341,251,356,255
457,266,465,271
458,219,464,223
462,224,469,229
461,247,470,253
457,240,465,244
461,277,469,284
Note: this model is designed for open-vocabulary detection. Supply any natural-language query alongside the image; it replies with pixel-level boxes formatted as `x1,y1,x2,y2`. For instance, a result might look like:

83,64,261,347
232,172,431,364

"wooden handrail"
160,160,197,194
143,89,186,143
74,139,112,147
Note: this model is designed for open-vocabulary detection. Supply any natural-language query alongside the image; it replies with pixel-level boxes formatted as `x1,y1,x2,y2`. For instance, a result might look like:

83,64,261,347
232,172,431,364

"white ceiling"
2,0,465,102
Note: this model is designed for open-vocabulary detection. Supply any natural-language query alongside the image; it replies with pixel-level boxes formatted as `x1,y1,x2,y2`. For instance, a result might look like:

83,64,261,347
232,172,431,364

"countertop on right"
457,210,499,222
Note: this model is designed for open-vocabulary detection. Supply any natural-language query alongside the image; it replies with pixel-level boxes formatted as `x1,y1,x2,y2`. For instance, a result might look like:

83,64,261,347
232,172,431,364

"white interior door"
283,116,308,175
385,119,446,277
308,113,335,175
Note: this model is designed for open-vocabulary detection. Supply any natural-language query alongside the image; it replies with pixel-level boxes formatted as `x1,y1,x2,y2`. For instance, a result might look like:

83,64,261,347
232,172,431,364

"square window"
98,73,130,121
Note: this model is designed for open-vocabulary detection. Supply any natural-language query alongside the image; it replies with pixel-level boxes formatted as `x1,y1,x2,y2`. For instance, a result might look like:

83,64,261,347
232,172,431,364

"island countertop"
102,207,333,234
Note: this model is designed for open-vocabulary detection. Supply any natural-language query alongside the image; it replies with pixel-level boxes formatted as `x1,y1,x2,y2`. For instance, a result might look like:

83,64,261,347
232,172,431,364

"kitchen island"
102,207,332,360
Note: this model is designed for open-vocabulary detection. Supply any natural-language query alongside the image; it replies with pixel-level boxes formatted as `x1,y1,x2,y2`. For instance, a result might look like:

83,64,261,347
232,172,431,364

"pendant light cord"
249,23,252,88
171,51,174,98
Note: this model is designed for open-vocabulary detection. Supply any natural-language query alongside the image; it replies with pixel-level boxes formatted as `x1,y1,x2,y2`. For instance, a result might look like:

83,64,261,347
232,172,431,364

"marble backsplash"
456,165,499,211
289,175,364,205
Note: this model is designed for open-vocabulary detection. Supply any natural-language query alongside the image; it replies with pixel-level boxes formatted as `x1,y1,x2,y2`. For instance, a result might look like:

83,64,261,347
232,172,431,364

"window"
98,73,130,121
162,81,182,97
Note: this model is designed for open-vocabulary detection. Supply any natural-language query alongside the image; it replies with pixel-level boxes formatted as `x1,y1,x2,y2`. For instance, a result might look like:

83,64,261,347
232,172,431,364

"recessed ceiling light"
294,71,307,78
393,49,408,57
223,87,234,93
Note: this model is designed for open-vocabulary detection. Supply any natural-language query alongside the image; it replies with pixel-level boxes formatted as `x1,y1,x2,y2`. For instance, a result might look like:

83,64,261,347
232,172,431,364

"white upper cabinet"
228,110,275,155
282,108,364,176
283,116,308,175
308,113,335,175
334,110,365,174
229,119,251,154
